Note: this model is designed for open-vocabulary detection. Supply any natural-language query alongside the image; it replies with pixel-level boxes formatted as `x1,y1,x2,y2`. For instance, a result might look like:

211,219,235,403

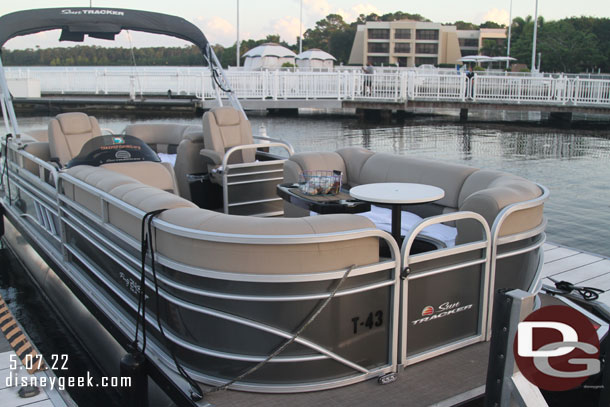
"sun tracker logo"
514,305,600,391
422,306,434,316
61,9,125,16
411,301,473,325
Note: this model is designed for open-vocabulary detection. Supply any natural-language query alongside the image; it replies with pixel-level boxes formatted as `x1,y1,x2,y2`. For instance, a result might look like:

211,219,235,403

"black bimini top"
0,7,209,51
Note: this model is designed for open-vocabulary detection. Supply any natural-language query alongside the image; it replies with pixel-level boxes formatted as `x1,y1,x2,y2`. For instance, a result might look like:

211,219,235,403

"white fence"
6,67,610,107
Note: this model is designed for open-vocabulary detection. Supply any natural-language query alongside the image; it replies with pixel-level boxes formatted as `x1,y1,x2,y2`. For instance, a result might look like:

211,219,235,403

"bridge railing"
408,73,466,101
6,67,610,107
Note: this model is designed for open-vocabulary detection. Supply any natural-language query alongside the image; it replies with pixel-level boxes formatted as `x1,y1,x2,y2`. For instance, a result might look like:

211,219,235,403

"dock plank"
543,243,559,252
0,386,48,407
542,254,605,278
550,260,610,285
543,247,580,263
575,262,610,290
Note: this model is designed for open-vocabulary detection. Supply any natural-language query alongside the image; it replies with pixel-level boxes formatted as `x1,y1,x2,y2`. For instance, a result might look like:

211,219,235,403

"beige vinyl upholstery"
122,123,202,154
121,123,205,200
23,129,49,142
201,106,255,170
49,112,102,165
63,165,196,238
284,147,544,240
62,165,379,274
100,161,179,194
175,132,207,201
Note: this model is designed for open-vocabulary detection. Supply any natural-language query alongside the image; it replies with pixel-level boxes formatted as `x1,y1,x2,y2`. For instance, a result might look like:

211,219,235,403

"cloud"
201,16,235,45
303,0,331,18
273,16,302,43
302,1,381,24
351,3,381,19
480,8,510,26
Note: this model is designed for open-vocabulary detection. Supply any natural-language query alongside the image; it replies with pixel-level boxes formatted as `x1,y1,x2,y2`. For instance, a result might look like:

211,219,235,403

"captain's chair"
201,106,255,174
48,112,102,166
200,106,293,216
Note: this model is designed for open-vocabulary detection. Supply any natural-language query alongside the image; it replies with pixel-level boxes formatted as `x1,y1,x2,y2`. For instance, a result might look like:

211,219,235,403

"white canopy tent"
458,55,516,67
295,48,336,69
243,43,297,70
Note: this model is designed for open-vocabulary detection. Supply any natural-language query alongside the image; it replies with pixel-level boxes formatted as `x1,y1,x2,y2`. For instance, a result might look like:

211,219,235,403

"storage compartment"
187,173,223,210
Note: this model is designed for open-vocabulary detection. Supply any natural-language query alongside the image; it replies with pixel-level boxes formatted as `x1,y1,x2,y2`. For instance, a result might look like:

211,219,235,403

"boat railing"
52,168,404,391
400,211,492,366
486,183,550,339
218,140,294,216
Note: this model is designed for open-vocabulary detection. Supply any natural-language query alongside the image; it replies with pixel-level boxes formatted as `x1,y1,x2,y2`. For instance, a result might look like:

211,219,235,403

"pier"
7,67,610,118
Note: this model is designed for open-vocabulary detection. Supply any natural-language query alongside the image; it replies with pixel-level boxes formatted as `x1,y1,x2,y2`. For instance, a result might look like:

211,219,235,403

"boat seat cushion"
285,151,348,185
202,106,255,166
100,162,179,194
156,209,380,274
357,206,457,248
284,147,544,242
174,132,207,201
49,112,102,165
63,166,381,275
63,165,196,238
356,153,476,210
122,123,202,154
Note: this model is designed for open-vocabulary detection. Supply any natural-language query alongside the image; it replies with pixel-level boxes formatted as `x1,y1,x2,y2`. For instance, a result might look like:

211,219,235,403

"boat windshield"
65,135,160,168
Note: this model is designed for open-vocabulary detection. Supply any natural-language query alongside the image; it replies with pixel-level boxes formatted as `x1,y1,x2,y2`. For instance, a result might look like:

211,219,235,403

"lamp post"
299,0,303,54
531,0,539,72
236,0,240,68
506,0,512,69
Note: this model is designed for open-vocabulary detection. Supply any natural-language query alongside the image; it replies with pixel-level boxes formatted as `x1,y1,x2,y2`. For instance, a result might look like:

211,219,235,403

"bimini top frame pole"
0,57,20,141
0,7,243,126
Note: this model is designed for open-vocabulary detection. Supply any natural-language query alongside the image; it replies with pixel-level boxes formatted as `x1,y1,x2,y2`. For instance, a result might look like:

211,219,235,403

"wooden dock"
542,242,610,304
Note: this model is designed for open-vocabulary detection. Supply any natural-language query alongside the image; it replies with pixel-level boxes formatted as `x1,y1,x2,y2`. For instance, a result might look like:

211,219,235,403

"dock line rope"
548,277,605,301
1,134,12,203
206,263,357,394
206,46,232,94
136,209,204,401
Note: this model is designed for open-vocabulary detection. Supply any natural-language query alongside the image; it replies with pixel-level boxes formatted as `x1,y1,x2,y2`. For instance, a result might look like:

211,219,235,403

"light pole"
299,0,303,54
531,0,539,72
506,0,512,69
236,0,240,68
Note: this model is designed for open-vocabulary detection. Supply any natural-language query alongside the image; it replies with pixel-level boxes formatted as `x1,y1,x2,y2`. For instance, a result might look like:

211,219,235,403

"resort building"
348,21,507,67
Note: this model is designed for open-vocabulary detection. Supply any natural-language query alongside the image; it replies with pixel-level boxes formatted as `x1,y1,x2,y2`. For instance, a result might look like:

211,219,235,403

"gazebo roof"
243,43,296,58
295,48,336,61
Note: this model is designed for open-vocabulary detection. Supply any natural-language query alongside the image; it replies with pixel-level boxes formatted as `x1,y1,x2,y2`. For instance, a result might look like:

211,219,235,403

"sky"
1,0,609,49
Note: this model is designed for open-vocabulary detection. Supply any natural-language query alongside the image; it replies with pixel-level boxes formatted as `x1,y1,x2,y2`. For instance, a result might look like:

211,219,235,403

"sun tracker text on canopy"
0,7,209,50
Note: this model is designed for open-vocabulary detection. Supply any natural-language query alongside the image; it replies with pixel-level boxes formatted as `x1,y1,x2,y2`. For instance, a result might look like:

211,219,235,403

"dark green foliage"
1,45,205,66
480,21,505,29
480,39,506,57
451,21,478,30
508,15,608,72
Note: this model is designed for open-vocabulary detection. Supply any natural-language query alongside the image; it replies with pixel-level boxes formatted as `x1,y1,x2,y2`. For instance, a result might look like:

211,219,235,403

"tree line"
1,12,608,73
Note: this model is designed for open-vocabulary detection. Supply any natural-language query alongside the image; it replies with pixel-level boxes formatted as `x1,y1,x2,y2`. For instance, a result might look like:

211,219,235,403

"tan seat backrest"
122,123,202,154
48,112,102,165
175,132,206,200
101,162,180,194
202,107,255,164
